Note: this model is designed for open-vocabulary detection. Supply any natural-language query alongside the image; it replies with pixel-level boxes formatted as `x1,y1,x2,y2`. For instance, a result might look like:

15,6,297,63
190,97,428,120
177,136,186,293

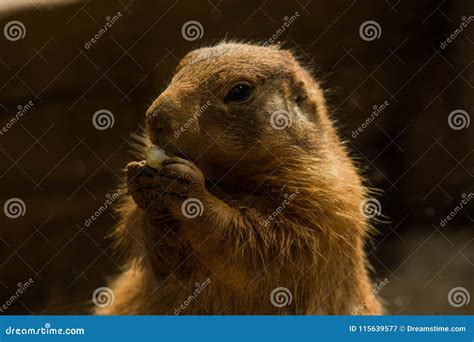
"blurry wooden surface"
0,0,472,314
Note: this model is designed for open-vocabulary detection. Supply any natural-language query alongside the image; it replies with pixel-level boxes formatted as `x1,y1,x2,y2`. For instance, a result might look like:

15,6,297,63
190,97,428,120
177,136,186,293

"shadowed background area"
0,0,472,314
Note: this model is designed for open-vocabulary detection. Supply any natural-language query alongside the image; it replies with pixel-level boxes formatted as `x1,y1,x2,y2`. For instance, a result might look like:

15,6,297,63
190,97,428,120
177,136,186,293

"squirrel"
95,42,383,315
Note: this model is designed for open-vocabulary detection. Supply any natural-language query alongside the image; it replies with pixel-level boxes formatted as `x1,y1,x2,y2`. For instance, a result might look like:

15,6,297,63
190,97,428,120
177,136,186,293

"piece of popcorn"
146,146,169,169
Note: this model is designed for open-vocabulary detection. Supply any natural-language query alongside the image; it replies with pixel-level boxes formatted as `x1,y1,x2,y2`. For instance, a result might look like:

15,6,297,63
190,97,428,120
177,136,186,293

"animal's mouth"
150,142,188,161
171,150,188,160
147,116,194,162
148,125,195,163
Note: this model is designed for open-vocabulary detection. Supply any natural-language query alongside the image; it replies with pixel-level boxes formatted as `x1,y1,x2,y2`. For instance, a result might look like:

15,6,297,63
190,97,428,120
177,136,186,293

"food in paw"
146,146,169,169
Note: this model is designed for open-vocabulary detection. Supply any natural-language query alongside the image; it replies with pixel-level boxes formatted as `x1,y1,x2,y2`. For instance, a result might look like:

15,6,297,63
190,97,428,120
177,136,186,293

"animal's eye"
224,83,253,103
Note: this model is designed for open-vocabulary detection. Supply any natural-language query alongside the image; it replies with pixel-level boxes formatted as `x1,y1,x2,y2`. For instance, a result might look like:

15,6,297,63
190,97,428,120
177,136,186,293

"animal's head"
146,42,338,183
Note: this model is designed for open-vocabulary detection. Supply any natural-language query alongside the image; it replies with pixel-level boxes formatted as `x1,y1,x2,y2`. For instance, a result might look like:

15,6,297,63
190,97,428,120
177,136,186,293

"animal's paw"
125,157,207,218
156,157,208,218
125,160,162,211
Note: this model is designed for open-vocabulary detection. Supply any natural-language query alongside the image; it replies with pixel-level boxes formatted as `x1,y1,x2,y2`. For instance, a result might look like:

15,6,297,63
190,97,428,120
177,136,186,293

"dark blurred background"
0,0,472,314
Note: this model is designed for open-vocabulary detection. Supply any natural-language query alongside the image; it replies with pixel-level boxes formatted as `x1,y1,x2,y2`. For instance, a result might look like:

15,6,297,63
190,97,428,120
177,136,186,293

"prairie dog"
96,42,383,315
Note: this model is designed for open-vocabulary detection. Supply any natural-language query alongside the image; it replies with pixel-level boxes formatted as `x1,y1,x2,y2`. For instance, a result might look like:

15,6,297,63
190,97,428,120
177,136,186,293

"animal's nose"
146,107,169,131
146,94,178,132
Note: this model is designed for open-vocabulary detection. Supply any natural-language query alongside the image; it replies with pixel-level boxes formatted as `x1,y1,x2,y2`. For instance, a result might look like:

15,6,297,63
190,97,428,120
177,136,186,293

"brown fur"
95,42,383,315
